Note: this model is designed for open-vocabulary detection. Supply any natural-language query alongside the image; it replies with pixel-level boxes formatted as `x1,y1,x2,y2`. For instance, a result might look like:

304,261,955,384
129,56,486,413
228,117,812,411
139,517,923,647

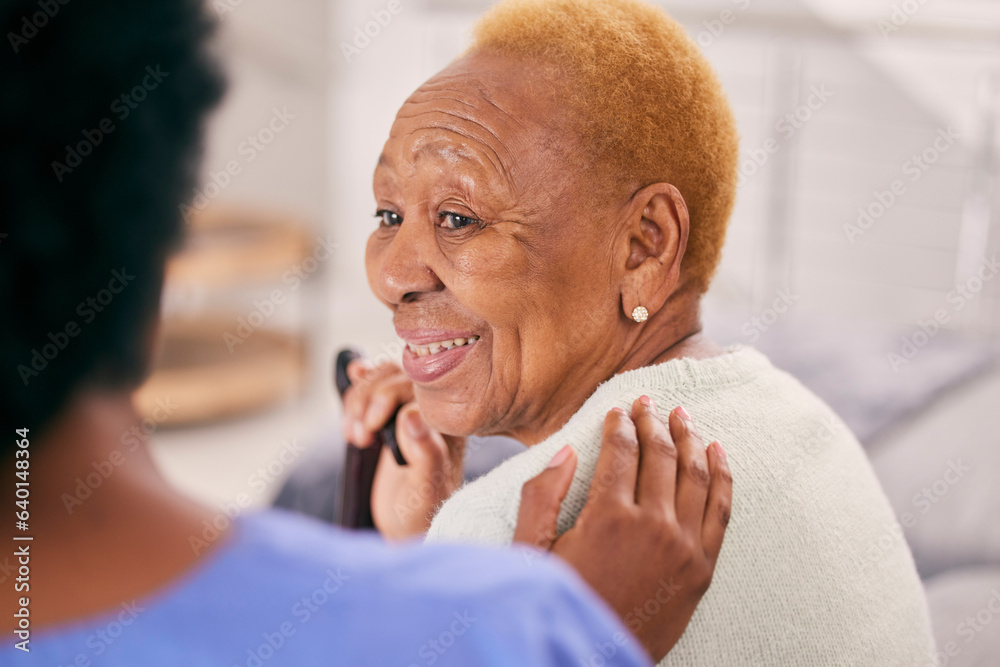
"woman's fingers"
670,407,711,530
369,403,466,540
341,360,414,447
630,396,678,517
394,404,449,470
587,408,639,507
702,441,733,562
512,446,578,549
345,357,373,384
362,375,415,432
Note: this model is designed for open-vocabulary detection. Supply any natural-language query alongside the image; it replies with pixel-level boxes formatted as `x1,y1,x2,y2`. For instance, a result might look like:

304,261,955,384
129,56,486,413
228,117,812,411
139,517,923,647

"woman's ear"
620,183,689,321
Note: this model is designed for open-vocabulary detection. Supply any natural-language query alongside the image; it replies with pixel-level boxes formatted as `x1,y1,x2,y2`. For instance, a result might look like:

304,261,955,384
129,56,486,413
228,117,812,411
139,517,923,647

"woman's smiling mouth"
398,329,482,384
407,335,481,356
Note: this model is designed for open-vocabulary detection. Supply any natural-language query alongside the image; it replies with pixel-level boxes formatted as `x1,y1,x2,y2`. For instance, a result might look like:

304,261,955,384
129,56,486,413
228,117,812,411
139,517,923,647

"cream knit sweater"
426,347,935,666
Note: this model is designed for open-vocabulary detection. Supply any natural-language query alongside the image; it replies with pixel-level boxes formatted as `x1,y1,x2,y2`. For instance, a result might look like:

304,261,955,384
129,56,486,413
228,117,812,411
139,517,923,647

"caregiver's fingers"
587,408,639,507
512,446,578,550
670,407,710,530
702,441,733,562
630,396,678,515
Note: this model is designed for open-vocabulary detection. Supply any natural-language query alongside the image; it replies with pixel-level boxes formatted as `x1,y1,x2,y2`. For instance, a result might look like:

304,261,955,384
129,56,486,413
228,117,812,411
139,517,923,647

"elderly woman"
344,0,936,663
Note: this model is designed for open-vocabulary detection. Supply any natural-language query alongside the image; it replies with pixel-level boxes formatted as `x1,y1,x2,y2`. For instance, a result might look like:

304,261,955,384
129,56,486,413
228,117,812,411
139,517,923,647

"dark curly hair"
0,0,225,445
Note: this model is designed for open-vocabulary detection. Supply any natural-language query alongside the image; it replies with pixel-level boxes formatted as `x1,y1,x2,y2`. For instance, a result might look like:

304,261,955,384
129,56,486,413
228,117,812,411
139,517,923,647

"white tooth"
429,343,442,354
454,338,467,346
417,347,428,356
442,340,455,349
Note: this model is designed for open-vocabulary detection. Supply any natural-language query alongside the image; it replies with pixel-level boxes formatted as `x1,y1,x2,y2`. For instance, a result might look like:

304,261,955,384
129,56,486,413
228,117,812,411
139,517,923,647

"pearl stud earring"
631,306,648,323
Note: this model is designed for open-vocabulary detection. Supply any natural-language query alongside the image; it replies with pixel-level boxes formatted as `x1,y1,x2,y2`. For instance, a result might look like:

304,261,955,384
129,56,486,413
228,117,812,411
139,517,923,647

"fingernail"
349,358,372,379
353,421,367,445
714,441,727,462
364,397,386,430
676,405,692,422
547,445,572,468
405,410,428,439
639,395,656,414
611,407,627,415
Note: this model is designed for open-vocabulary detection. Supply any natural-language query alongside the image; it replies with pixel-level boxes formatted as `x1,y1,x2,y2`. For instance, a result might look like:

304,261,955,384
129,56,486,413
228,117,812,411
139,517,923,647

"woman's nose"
376,217,444,305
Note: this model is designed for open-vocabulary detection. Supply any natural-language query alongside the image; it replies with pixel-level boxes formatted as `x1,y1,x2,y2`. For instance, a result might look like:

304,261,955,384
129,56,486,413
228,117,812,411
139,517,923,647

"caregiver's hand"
341,359,464,540
512,397,732,663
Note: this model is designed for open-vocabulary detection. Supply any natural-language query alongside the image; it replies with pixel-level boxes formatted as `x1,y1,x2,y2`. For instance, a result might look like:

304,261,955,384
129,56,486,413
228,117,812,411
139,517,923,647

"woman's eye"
375,210,402,227
439,212,480,230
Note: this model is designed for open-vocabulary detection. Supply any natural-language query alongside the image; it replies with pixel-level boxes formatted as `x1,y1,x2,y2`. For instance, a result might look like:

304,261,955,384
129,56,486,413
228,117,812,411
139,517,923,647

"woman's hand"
512,397,732,663
341,360,465,540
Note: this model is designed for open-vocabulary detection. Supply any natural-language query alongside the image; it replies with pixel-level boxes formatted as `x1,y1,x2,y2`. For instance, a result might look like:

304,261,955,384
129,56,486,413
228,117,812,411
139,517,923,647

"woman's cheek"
453,233,523,277
364,233,388,297
449,233,537,309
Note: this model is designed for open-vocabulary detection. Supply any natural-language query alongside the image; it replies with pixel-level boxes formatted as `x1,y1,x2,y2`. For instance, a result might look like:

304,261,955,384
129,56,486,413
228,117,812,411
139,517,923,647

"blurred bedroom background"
142,0,999,661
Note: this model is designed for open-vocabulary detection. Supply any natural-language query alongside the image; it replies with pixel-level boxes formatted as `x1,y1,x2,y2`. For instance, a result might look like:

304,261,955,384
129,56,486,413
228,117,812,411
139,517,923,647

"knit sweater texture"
426,346,935,666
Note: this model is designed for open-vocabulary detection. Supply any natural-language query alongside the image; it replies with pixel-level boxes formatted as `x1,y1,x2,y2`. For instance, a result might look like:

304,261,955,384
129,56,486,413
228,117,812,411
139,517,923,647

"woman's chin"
415,396,490,440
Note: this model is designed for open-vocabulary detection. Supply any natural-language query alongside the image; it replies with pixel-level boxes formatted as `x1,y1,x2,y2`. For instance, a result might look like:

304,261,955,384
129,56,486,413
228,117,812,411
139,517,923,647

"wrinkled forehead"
377,53,571,187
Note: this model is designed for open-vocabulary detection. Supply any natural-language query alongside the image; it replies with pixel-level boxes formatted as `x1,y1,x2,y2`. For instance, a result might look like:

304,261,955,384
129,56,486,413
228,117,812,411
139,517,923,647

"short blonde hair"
471,0,739,292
